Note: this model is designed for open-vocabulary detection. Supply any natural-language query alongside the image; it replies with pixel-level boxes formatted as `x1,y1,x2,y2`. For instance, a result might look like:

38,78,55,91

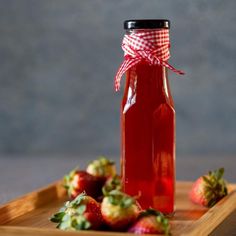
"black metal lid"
124,19,170,30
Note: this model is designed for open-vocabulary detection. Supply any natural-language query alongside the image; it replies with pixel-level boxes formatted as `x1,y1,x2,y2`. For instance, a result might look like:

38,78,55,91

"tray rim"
0,181,235,236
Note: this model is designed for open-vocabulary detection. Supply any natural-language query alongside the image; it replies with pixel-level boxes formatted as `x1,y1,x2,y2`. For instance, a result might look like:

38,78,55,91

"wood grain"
181,190,236,236
0,181,66,224
0,181,235,236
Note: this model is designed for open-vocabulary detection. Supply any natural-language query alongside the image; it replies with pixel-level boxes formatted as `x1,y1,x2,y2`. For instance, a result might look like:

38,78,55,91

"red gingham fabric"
114,29,184,91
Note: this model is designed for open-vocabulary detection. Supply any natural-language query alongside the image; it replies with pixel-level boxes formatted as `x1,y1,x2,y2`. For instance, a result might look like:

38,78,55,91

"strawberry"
189,168,228,207
102,175,122,196
101,190,139,230
64,169,105,199
86,157,116,179
128,209,170,235
50,192,103,230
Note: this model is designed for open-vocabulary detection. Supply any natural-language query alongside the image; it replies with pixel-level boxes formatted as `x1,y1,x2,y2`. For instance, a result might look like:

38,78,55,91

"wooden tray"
0,181,236,236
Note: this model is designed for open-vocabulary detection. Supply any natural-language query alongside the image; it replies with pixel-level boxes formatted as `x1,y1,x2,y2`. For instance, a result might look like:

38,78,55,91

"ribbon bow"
114,29,184,91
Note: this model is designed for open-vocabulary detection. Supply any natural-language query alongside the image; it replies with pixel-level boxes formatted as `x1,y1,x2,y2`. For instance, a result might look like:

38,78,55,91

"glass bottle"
120,19,175,214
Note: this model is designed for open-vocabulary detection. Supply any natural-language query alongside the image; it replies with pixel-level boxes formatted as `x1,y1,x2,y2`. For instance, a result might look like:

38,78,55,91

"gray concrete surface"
0,0,235,156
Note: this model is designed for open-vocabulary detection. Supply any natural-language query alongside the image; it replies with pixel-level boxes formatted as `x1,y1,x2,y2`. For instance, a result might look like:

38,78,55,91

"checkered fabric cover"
114,29,184,91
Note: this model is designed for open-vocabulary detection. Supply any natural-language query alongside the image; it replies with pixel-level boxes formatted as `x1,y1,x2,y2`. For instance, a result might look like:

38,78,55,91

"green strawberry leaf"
74,215,91,230
62,214,70,222
108,195,119,205
205,191,213,199
50,191,93,231
50,212,65,223
99,156,114,165
203,168,228,207
59,206,67,212
224,186,228,195
58,219,71,230
215,168,224,180
107,190,136,209
63,168,79,197
120,196,134,208
76,205,86,215
88,156,115,177
102,175,121,196
71,191,86,207
139,208,163,218
203,176,212,186
156,215,171,236
207,198,217,208
138,209,170,235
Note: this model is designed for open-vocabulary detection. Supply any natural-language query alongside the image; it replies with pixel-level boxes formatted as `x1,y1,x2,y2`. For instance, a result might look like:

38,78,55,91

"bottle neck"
135,63,169,100
123,63,173,107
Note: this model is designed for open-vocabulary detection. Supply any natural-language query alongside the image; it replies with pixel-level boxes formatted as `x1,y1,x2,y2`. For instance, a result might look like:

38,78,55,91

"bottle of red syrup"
114,19,184,214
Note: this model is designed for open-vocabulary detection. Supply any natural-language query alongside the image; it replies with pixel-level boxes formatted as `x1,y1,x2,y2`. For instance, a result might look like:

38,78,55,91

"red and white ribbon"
114,29,184,91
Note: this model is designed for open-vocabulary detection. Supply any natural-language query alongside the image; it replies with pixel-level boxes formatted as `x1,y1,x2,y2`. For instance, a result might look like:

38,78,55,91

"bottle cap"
124,19,170,30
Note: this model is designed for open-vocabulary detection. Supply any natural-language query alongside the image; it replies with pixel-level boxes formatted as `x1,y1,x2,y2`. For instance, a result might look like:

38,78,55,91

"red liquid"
121,63,175,214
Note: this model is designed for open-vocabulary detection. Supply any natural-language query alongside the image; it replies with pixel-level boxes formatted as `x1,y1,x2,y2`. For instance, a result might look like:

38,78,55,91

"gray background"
0,0,236,203
0,0,236,156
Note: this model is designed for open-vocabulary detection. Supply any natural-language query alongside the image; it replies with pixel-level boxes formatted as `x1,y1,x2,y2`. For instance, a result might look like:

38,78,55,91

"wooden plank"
0,226,152,236
0,181,65,224
209,209,236,235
